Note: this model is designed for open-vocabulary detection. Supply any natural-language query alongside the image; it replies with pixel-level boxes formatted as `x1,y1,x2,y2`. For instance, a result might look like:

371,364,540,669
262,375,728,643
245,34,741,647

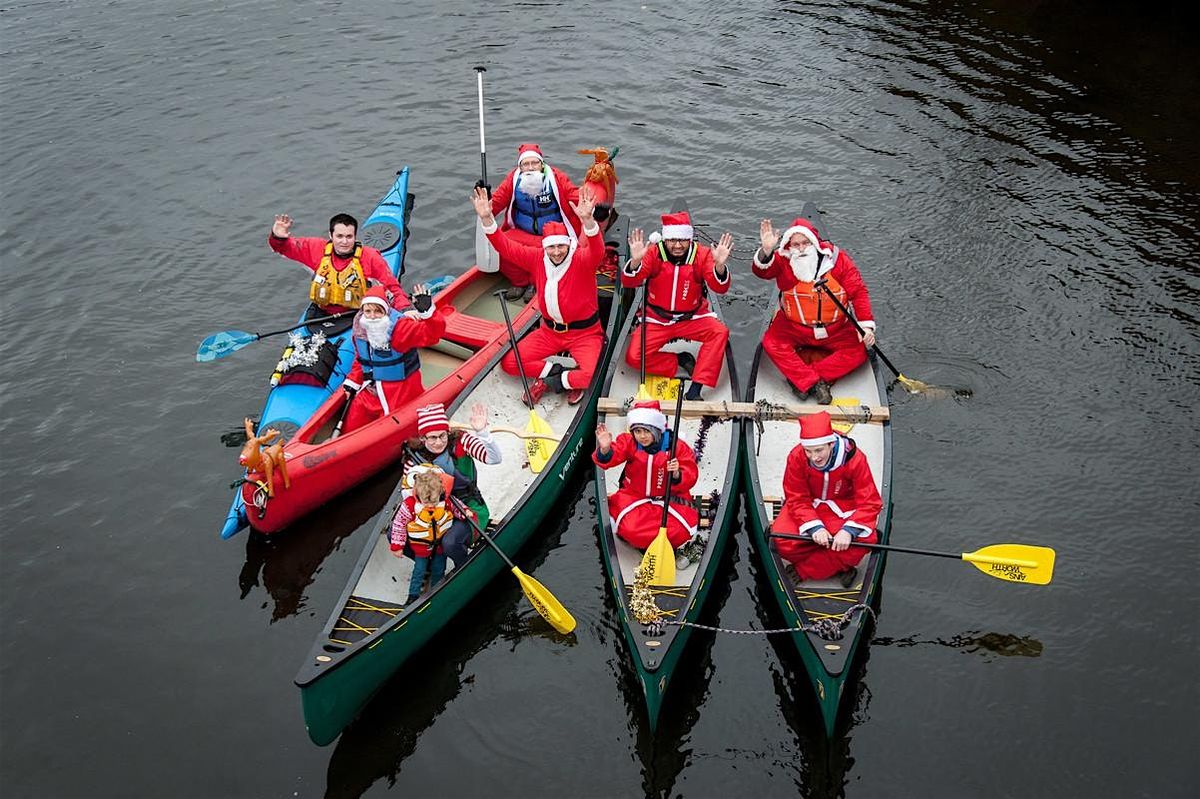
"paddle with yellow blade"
450,497,575,633
812,280,971,399
770,533,1056,585
631,287,682,400
639,382,687,586
494,291,556,472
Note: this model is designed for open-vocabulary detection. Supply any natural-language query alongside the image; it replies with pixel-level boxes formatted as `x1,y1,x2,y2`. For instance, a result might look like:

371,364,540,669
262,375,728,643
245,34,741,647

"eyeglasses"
422,432,449,441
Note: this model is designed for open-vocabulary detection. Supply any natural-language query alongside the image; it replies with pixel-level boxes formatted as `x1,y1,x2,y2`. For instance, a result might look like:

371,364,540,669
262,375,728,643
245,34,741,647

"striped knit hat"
416,403,449,435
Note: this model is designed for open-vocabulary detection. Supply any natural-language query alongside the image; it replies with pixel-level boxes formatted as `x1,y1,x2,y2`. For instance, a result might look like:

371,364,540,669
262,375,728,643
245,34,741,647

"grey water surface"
2,1,1197,797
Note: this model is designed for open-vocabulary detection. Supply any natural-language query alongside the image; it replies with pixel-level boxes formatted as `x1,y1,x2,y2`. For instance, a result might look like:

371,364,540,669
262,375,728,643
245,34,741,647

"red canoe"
241,267,538,534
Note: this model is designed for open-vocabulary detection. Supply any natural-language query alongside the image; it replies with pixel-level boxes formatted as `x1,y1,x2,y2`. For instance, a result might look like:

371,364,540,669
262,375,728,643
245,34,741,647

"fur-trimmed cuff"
581,221,600,237
858,320,876,331
844,522,873,538
481,219,498,235
797,519,824,535
753,248,774,268
342,380,362,391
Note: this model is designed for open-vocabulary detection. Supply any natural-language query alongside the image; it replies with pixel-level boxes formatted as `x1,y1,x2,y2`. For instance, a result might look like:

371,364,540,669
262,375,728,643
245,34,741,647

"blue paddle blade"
196,330,257,362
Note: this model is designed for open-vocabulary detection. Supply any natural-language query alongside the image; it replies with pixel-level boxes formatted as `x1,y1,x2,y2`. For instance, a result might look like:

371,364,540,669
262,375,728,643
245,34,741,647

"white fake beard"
517,169,545,197
360,314,392,349
788,248,820,282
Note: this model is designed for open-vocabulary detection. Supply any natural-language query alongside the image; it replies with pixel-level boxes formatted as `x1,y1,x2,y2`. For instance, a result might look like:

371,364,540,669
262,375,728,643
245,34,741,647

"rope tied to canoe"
629,563,874,640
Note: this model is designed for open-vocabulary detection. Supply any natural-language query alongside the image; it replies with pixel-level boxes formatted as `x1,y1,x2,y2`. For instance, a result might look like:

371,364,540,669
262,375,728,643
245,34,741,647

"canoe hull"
296,211,630,745
593,278,741,731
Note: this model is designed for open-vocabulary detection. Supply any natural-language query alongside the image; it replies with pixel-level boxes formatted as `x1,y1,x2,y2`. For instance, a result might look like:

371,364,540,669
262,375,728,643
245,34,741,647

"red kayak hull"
241,268,537,534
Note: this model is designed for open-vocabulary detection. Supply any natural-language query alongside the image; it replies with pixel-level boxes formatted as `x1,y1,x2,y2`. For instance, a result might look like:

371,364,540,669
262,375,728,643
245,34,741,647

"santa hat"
658,211,694,242
517,143,544,165
416,403,449,435
541,221,571,249
360,286,390,310
798,412,837,447
627,400,667,432
777,218,821,252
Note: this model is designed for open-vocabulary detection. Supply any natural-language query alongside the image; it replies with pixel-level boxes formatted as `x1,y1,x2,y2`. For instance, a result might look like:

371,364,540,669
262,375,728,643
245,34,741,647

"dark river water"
3,1,1197,797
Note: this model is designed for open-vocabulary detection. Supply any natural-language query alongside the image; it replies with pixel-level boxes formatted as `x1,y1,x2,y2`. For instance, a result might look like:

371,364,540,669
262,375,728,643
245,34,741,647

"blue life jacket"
510,170,564,235
353,310,421,382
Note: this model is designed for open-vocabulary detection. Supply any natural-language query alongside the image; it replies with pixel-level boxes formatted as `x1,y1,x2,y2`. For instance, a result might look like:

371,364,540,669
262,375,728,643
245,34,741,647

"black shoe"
812,380,833,405
790,382,811,401
838,567,857,589
503,284,526,302
684,381,703,401
676,351,696,378
522,284,536,303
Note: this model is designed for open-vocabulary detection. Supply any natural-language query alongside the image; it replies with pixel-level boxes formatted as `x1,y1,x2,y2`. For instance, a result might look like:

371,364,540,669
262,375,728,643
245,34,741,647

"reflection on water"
874,630,1045,660
238,461,405,620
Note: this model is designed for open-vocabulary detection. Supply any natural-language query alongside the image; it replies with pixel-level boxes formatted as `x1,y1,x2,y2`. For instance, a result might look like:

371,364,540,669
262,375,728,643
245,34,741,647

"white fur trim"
799,432,837,447
660,224,693,241
517,149,544,164
542,234,571,248
481,219,498,234
360,295,389,309
859,320,876,330
581,221,600,237
648,231,663,244
627,406,667,431
778,225,819,251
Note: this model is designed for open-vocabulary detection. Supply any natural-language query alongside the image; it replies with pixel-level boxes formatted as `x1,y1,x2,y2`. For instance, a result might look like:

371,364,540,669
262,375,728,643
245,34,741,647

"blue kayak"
219,168,414,539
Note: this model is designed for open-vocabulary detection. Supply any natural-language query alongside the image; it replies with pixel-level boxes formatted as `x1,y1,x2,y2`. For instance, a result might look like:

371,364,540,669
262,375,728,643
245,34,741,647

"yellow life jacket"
308,242,366,308
406,503,454,544
780,272,847,326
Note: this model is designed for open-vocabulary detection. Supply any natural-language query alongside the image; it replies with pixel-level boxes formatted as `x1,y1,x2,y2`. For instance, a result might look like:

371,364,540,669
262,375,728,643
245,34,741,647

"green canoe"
592,277,741,728
295,217,629,746
739,202,894,738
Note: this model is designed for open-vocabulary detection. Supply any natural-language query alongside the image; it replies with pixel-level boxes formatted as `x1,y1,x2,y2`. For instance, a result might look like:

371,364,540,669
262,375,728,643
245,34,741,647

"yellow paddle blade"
830,397,860,434
963,544,1056,585
635,383,653,400
525,410,556,473
512,566,576,634
643,375,682,401
640,527,676,586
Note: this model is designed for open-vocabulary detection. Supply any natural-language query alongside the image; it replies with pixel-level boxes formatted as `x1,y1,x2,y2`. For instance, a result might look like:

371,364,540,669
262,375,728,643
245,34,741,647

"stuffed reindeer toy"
238,417,291,497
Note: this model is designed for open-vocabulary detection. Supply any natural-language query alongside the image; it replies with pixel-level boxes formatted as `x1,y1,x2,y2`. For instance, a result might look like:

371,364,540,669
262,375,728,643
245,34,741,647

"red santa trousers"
771,503,877,580
496,228,542,288
624,315,729,387
340,374,425,434
761,313,868,392
608,491,697,548
501,323,603,390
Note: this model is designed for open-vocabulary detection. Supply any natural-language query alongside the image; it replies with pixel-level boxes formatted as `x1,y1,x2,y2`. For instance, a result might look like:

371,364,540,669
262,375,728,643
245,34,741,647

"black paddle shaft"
493,292,536,405
657,382,686,531
450,495,517,570
813,279,904,380
257,310,355,341
770,531,956,560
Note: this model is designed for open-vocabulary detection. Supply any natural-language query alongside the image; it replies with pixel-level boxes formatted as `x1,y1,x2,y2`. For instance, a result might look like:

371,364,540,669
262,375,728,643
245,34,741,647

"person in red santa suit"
337,285,447,434
470,184,605,407
622,212,734,401
593,401,706,564
485,143,582,303
268,212,409,317
772,411,882,588
752,217,876,405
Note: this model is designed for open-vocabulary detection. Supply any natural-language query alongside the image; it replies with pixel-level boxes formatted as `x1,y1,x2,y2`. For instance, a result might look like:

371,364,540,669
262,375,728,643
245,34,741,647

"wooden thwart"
596,397,889,422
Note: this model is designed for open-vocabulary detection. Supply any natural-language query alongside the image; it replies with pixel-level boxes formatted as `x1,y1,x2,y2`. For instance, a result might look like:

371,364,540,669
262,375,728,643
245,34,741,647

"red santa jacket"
482,221,603,326
344,309,448,389
268,235,409,312
781,435,881,538
593,431,699,500
752,243,873,329
622,242,730,320
490,165,582,238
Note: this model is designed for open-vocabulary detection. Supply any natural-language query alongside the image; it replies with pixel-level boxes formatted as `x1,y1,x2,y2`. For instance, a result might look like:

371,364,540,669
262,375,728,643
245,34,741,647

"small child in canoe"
390,469,458,605
593,400,706,567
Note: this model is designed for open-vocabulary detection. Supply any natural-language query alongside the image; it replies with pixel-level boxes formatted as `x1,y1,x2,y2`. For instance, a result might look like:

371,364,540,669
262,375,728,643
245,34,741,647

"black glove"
593,203,612,222
412,291,433,314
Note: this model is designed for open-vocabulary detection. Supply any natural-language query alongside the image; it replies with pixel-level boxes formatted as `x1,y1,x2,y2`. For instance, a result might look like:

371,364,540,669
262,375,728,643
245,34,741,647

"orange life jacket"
406,502,455,545
780,272,847,326
308,242,366,308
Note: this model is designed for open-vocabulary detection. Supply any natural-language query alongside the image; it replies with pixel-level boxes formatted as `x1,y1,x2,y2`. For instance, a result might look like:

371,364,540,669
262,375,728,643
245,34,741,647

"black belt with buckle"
542,311,600,333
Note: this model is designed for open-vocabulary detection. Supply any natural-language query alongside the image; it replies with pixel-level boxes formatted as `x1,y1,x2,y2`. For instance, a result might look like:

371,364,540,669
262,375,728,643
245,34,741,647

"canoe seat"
441,308,506,350
695,490,720,531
